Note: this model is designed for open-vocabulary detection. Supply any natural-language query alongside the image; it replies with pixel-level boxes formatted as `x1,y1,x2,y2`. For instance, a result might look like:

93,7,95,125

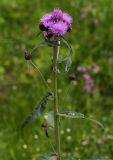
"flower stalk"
23,8,73,159
53,37,61,160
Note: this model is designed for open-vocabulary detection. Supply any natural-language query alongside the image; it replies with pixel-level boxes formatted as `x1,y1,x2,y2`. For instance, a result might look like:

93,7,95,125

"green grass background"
0,0,113,159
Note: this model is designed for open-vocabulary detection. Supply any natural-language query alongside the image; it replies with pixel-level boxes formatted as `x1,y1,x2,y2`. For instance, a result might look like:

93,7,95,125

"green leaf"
66,158,75,160
21,92,54,129
40,153,57,160
57,111,84,119
86,118,105,130
61,36,72,72
57,111,104,129
45,39,62,47
66,157,77,160
36,31,42,37
46,111,54,128
30,40,46,54
65,56,72,72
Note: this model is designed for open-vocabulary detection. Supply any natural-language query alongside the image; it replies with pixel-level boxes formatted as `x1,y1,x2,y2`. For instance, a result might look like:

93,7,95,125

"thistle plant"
22,8,104,160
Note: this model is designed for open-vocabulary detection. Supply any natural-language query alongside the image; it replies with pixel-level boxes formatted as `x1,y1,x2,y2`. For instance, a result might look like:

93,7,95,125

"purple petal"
63,13,73,24
51,8,63,21
83,74,91,81
48,22,68,35
40,13,52,23
77,66,87,72
84,84,95,93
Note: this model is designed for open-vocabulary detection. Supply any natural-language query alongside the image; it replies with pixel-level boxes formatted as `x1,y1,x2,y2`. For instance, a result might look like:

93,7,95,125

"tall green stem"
53,38,61,160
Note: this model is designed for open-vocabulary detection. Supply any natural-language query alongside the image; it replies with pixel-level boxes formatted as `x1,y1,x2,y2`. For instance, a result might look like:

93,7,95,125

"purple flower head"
84,83,95,93
77,66,87,72
83,74,91,81
91,64,100,73
24,51,31,60
39,8,72,37
83,74,94,86
69,73,76,80
83,73,95,93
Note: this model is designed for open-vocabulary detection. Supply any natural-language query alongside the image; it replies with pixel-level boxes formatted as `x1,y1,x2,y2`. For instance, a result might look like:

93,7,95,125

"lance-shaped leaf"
57,111,84,119
45,39,62,47
30,40,47,54
36,31,43,37
85,118,105,130
21,92,54,129
40,153,57,160
65,56,72,72
57,111,104,129
61,36,73,72
66,157,76,160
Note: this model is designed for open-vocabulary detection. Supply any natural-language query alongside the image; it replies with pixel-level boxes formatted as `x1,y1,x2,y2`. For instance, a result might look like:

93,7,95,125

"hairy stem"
53,38,61,160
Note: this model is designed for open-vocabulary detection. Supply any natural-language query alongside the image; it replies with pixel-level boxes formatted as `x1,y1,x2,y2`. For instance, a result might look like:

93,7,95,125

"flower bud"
24,51,31,60
69,73,76,80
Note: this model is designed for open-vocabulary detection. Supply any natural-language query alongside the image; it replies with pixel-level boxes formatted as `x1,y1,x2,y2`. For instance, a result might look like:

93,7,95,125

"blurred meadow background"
0,0,113,159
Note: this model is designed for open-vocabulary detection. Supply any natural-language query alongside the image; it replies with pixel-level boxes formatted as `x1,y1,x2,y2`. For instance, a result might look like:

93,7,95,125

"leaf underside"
46,111,54,128
57,111,84,119
65,56,72,72
61,36,72,72
57,111,104,129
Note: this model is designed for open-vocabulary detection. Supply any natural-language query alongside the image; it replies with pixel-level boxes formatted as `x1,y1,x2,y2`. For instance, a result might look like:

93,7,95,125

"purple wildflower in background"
69,73,76,80
84,83,95,93
24,51,31,60
77,66,87,72
83,74,92,81
39,8,72,37
90,64,100,73
83,74,94,93
76,64,99,94
77,64,100,73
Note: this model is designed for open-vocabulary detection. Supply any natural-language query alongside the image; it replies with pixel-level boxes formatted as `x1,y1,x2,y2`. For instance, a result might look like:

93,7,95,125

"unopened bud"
24,51,31,60
69,73,76,80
